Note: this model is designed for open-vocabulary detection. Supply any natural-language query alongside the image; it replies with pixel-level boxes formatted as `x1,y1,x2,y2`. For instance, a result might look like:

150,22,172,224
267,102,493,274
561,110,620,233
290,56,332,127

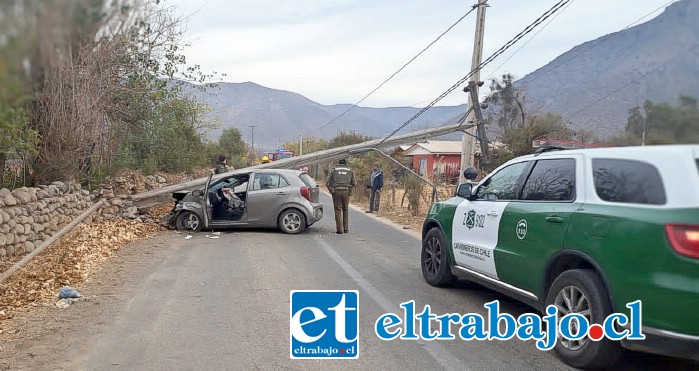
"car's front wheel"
421,228,456,287
176,211,203,232
545,269,623,369
278,209,306,234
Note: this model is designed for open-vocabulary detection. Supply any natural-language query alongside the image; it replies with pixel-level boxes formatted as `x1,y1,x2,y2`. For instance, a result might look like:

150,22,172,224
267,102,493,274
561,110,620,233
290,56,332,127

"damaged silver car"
163,169,323,234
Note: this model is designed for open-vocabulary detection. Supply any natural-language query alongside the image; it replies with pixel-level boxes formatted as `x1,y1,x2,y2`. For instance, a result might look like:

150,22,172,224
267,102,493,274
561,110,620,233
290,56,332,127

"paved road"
6,193,698,370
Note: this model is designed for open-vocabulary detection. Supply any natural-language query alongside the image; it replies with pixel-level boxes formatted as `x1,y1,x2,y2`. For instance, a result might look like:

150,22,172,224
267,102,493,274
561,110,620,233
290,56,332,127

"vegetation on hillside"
0,0,223,189
607,95,699,146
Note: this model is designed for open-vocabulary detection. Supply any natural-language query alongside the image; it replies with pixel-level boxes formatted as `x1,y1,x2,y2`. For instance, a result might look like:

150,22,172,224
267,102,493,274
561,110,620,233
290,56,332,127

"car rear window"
299,173,318,187
592,159,666,205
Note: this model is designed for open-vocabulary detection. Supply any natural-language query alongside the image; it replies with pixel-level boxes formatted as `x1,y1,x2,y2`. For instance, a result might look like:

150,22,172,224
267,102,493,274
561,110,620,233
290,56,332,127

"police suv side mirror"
463,166,478,181
456,183,472,199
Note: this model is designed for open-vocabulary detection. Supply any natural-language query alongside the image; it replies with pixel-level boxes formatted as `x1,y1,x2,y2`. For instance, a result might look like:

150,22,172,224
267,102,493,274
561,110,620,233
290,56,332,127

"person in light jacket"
366,162,384,213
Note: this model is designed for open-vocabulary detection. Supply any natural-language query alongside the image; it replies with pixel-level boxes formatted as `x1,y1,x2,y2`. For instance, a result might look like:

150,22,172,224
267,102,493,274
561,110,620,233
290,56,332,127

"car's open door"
202,172,214,228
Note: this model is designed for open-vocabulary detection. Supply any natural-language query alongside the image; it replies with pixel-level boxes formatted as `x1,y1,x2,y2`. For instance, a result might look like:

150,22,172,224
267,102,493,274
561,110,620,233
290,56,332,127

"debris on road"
205,235,220,239
55,298,81,309
58,287,81,299
184,235,193,240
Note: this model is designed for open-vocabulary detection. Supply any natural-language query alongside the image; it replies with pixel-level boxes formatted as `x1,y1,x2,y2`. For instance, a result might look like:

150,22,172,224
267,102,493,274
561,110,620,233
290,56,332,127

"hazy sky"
165,0,676,108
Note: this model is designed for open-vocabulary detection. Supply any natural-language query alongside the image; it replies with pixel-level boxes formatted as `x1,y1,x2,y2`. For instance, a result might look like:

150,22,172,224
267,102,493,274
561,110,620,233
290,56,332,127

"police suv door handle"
546,215,565,223
487,210,499,217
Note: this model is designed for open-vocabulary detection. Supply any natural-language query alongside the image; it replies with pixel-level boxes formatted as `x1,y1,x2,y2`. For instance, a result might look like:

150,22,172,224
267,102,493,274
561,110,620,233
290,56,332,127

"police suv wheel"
421,228,457,287
176,211,202,232
545,269,623,369
279,209,306,234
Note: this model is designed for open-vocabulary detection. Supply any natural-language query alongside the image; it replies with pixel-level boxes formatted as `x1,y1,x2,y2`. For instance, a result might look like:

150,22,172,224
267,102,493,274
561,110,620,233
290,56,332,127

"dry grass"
0,218,166,332
319,180,456,233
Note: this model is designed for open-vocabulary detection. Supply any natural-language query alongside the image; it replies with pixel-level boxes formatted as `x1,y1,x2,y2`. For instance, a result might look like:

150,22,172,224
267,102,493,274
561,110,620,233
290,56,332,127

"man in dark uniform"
214,155,229,174
327,159,356,234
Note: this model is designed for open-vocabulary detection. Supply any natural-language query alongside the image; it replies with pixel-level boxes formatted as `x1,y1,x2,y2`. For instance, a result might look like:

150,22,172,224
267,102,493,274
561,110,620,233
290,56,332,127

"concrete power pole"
459,0,488,184
299,123,304,156
249,125,258,165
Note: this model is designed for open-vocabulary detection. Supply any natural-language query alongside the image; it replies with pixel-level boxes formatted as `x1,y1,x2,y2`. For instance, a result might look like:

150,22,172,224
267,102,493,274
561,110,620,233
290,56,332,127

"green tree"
0,0,224,185
484,73,526,131
483,74,572,170
0,1,38,186
281,137,329,156
613,95,699,145
327,131,372,149
218,128,247,159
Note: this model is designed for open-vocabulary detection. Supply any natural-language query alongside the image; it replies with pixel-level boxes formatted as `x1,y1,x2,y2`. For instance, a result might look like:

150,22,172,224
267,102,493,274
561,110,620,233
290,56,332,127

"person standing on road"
327,159,356,234
366,162,384,214
215,155,229,174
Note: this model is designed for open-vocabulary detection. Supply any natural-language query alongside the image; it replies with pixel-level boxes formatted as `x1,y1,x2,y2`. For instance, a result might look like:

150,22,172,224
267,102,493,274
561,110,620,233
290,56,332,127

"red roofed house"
402,140,475,182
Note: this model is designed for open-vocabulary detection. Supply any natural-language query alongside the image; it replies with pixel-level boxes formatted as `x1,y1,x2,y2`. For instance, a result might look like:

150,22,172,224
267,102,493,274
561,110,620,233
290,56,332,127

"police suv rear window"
592,159,666,205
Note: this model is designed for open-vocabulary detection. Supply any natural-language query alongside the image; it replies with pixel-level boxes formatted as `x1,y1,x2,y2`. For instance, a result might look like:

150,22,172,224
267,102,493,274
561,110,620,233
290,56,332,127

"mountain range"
186,0,698,148
188,82,465,149
520,0,699,138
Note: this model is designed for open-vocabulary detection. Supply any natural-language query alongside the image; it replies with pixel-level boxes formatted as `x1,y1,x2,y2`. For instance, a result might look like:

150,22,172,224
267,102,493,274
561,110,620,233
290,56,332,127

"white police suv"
421,144,699,369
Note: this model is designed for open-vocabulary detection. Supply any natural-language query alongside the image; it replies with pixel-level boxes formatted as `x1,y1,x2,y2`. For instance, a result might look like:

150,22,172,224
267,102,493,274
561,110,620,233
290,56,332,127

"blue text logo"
374,299,645,350
290,290,359,359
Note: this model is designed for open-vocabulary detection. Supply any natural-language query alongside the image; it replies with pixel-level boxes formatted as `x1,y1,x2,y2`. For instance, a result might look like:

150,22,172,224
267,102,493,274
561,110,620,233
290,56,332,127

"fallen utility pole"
350,148,441,203
0,201,105,284
130,121,478,206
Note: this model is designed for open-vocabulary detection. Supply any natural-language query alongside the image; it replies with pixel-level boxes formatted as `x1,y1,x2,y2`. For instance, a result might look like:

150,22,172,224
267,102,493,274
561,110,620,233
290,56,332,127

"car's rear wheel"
545,269,623,369
421,228,456,286
176,211,202,232
279,209,306,234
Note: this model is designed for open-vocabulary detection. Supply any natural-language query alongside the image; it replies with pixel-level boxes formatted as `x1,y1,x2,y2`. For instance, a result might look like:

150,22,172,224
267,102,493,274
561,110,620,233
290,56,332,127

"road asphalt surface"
2,193,697,371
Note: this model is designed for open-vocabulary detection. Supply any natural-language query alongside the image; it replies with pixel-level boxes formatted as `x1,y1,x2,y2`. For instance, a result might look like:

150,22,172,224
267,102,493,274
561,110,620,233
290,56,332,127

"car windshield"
210,175,249,192
299,173,317,187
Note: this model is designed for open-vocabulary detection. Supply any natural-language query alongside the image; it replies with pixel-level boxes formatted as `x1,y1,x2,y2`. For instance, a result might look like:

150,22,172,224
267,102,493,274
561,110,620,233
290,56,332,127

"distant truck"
265,148,295,162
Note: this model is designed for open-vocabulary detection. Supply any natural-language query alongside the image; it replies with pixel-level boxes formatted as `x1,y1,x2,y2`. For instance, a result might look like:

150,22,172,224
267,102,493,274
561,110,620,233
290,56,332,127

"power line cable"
379,0,571,144
317,5,478,130
563,68,656,122
457,106,475,125
522,0,676,86
485,0,576,82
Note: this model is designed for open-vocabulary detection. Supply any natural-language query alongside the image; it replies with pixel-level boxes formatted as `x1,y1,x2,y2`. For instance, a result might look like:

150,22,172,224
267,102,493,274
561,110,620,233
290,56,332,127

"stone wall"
0,170,212,259
0,182,92,258
94,170,211,220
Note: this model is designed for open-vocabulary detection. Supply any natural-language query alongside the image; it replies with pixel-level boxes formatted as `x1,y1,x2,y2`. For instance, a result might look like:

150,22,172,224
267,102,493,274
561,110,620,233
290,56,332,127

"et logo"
289,290,359,359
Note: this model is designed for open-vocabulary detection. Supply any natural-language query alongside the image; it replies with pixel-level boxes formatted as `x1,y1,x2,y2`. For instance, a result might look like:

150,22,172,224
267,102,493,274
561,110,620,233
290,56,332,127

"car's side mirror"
456,183,472,199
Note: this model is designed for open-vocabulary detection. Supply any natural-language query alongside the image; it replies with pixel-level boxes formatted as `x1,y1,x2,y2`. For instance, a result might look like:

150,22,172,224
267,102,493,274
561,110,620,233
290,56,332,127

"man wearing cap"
214,155,229,174
327,159,356,234
366,162,384,214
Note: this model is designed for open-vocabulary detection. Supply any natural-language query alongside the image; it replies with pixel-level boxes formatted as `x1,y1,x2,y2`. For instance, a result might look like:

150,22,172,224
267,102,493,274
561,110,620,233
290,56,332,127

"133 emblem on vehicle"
516,219,528,239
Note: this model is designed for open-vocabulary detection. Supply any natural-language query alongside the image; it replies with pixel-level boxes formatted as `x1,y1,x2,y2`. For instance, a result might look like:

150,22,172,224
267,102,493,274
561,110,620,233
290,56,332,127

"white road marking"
316,237,468,371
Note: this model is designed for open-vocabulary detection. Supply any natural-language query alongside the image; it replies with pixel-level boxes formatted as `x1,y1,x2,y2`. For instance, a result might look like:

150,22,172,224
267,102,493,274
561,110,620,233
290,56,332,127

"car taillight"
300,186,312,202
666,224,699,259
